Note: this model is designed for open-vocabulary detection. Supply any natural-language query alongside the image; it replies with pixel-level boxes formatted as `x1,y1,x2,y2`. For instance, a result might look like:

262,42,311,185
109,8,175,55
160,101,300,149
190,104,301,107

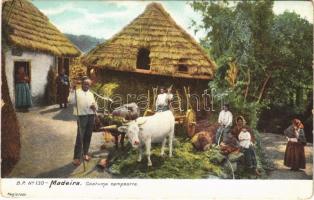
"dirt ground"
8,105,112,178
7,106,313,179
259,132,313,179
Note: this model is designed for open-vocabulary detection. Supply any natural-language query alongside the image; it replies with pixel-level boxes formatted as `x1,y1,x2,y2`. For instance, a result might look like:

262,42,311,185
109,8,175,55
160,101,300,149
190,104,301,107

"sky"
32,1,313,41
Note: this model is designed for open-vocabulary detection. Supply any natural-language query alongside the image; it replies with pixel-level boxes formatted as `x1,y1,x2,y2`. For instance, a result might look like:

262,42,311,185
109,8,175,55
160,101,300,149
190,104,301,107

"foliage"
44,67,57,105
93,83,119,97
190,0,312,108
90,82,120,112
267,12,312,109
225,61,238,88
190,0,313,177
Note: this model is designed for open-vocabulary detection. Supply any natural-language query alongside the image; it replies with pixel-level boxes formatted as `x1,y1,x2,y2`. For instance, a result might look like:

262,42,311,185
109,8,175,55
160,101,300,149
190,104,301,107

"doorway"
57,57,70,75
14,61,31,84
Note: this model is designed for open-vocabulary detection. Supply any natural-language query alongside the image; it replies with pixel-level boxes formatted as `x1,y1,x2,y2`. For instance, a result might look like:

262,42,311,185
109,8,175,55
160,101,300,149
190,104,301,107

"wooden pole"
74,88,86,172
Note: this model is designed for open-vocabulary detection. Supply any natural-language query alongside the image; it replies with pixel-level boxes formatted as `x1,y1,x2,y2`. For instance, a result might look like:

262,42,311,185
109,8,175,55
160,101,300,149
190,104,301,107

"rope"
90,90,113,114
90,90,113,102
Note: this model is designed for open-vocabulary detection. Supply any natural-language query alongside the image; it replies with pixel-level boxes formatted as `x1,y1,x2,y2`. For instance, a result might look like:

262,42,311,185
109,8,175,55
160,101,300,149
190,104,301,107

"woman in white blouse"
238,126,260,176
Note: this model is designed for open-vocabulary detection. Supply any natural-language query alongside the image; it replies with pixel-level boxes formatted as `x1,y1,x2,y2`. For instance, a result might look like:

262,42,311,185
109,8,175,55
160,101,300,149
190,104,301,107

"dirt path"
8,106,312,180
259,132,313,179
8,105,112,178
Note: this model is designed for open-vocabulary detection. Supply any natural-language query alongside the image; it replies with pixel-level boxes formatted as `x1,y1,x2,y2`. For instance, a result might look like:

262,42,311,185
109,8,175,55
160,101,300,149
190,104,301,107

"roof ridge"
148,2,216,69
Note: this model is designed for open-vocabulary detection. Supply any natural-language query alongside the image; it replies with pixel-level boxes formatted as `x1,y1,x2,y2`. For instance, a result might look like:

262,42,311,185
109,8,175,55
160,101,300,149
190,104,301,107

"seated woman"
15,66,32,111
284,119,307,171
231,116,255,143
238,126,260,176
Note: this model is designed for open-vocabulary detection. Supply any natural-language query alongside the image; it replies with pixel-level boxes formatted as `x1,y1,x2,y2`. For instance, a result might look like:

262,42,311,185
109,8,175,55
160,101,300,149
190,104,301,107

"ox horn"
100,125,117,131
136,118,147,126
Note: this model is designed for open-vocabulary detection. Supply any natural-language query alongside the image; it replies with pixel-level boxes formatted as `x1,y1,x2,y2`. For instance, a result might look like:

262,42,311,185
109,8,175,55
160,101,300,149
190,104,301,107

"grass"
104,121,269,179
108,134,224,179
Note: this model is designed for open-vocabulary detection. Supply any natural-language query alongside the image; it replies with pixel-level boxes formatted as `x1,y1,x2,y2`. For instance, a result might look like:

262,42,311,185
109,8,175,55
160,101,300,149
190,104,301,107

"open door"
14,61,31,84
57,57,70,75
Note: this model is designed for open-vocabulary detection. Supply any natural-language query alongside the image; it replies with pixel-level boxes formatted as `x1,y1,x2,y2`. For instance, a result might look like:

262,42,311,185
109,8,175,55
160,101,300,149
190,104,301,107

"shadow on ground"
38,105,76,121
35,163,77,178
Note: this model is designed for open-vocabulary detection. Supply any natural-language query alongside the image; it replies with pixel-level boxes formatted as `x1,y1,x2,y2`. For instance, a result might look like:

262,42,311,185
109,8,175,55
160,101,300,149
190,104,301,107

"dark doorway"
57,57,70,75
14,61,31,84
136,48,150,70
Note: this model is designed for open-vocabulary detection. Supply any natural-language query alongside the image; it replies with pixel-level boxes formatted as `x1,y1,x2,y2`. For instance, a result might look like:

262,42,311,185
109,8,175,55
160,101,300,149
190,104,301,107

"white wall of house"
5,49,56,106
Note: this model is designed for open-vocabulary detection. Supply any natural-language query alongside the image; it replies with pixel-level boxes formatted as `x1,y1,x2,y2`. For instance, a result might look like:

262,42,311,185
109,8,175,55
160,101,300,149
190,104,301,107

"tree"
190,0,312,109
267,12,312,110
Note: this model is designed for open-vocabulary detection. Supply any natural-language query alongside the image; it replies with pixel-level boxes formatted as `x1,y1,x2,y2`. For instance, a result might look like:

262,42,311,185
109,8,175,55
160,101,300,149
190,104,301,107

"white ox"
118,110,175,166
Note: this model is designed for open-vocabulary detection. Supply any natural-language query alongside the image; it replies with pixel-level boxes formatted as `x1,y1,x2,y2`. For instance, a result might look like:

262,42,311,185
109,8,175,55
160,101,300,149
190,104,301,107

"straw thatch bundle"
70,56,87,81
2,0,80,57
1,53,21,177
83,3,216,80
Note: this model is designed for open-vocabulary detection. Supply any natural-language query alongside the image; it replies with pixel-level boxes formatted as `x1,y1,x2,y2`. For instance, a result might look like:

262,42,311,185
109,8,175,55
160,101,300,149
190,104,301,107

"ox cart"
92,86,197,149
143,86,197,138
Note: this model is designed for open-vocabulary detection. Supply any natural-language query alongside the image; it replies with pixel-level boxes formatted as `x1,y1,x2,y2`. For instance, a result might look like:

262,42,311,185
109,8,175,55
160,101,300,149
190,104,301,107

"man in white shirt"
155,87,173,112
216,104,233,144
69,78,98,166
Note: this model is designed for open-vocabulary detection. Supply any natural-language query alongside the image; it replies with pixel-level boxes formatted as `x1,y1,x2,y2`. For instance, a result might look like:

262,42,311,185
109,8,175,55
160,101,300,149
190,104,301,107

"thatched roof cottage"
2,0,81,105
83,3,215,79
83,3,216,112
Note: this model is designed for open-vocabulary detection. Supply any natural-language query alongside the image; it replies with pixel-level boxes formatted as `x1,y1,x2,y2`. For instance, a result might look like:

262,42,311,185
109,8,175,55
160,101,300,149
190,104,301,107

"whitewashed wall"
5,49,55,106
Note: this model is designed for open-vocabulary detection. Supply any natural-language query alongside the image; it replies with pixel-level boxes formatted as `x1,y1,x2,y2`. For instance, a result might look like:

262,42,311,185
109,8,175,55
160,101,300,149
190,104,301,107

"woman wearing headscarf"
231,116,255,143
284,119,307,171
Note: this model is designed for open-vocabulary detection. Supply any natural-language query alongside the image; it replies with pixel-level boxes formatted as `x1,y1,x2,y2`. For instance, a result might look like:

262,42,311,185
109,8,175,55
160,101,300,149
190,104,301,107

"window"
136,48,150,70
178,65,188,73
178,58,189,73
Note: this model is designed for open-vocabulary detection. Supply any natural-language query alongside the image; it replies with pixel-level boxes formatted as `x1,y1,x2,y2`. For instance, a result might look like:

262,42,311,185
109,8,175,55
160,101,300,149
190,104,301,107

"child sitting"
238,126,260,176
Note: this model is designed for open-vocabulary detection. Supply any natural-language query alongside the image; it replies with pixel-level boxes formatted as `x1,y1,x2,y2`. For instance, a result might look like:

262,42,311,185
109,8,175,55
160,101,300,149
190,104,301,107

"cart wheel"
185,109,196,138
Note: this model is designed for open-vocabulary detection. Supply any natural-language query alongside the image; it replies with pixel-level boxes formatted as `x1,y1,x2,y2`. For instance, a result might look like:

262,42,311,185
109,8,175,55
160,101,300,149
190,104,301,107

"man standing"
216,104,233,144
155,87,173,112
56,68,69,108
69,78,98,166
156,87,167,112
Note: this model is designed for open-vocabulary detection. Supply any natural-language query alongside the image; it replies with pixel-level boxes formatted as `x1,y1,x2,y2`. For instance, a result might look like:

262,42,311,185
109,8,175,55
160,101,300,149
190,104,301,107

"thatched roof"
83,3,216,80
2,0,80,57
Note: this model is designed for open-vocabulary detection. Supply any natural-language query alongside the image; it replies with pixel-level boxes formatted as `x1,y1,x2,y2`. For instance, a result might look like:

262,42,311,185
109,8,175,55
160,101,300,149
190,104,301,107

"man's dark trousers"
73,115,95,159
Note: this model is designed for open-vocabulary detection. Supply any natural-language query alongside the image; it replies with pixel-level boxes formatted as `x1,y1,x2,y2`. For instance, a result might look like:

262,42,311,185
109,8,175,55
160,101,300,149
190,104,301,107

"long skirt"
57,85,69,104
241,146,257,169
15,83,32,108
284,141,306,169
